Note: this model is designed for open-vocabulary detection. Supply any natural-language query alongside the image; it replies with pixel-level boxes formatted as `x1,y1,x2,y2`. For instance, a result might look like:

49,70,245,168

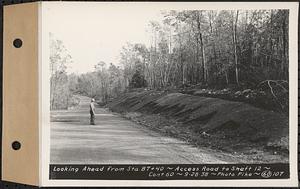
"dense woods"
50,10,289,111
121,10,289,88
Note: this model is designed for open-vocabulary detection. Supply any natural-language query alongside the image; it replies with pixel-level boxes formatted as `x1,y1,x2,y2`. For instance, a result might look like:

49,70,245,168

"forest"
50,10,289,111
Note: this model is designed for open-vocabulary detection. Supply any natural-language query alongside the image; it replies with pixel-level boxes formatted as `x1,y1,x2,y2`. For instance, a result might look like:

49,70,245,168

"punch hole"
13,38,22,48
12,141,21,150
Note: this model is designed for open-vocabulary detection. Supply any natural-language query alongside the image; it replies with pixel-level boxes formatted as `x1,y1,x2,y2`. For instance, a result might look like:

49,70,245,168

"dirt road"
50,96,238,164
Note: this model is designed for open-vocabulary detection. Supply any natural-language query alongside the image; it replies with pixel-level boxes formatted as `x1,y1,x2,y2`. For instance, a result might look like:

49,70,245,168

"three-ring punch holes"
12,141,21,150
13,38,22,48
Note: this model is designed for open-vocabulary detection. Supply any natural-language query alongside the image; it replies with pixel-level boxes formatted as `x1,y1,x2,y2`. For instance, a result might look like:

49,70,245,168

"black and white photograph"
39,1,298,186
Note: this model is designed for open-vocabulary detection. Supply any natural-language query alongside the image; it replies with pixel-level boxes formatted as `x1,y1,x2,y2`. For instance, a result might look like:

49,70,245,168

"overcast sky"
43,2,164,74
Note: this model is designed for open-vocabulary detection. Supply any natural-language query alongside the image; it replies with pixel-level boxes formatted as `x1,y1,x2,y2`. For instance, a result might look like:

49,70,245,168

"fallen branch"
256,80,288,111
268,81,284,109
257,80,288,92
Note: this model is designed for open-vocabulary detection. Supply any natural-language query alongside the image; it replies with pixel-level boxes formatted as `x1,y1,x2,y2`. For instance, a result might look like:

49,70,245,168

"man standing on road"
90,98,96,125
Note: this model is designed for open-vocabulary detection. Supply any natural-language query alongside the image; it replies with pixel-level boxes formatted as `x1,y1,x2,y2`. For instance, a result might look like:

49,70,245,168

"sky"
44,2,164,74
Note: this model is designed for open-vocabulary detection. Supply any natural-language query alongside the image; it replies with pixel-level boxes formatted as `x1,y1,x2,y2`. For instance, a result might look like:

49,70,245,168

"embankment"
108,90,288,162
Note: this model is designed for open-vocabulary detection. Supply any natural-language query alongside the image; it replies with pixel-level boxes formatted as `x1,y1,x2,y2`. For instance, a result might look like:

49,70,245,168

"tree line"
50,9,289,110
121,10,289,89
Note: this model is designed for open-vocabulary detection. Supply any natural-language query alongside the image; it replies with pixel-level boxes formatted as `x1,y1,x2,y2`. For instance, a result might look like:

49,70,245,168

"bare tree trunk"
225,70,229,85
209,11,217,83
195,33,200,83
196,11,207,83
178,29,184,85
281,11,287,79
232,10,239,86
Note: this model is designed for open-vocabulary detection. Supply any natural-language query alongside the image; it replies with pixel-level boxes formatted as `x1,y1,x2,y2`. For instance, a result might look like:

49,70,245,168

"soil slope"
108,90,288,162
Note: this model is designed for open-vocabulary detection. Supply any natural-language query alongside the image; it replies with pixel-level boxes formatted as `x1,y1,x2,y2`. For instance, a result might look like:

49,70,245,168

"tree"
129,70,147,88
232,10,239,85
49,34,73,110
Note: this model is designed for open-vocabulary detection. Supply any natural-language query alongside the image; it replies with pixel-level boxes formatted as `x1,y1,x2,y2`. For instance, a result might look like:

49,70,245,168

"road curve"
50,96,237,164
